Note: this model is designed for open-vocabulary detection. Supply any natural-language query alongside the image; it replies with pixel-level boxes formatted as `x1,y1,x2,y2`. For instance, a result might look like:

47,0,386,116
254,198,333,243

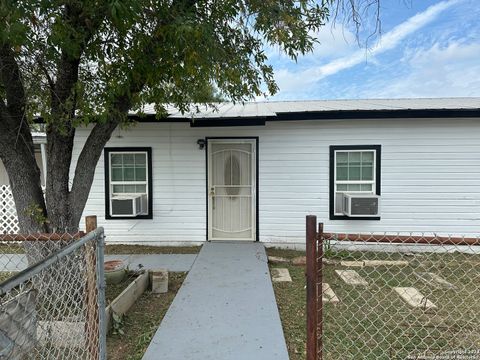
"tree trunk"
0,132,47,233
69,120,121,227
44,129,77,232
0,44,47,233
0,113,123,234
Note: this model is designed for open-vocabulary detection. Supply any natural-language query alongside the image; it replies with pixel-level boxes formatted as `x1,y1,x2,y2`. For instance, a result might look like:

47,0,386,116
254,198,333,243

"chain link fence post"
317,222,324,360
96,229,106,360
0,227,106,359
306,215,318,360
307,222,480,359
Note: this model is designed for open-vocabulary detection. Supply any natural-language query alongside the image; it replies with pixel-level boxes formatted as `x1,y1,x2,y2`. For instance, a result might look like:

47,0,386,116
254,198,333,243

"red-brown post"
317,223,324,360
85,215,99,359
86,215,97,233
306,215,318,360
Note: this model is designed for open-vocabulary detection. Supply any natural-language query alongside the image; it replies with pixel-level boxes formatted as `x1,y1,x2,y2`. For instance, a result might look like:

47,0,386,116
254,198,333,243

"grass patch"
106,272,186,360
270,261,307,360
106,245,201,255
0,243,24,254
0,243,202,255
266,247,306,260
269,248,480,360
267,248,307,360
105,271,142,304
0,271,16,282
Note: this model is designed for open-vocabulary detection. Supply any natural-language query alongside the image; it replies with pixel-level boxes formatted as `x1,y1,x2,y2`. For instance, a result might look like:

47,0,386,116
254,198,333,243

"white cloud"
309,24,357,59
359,41,480,98
273,0,460,94
265,22,356,62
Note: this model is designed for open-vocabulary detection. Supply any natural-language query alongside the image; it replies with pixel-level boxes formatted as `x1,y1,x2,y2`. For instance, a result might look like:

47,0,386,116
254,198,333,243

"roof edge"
33,106,480,125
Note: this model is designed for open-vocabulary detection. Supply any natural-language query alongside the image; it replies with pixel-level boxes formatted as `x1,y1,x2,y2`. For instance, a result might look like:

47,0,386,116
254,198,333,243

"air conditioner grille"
112,199,134,215
351,197,379,215
341,193,380,217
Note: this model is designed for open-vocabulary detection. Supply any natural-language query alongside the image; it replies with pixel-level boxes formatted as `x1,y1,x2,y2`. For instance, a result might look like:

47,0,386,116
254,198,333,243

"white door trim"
207,138,257,241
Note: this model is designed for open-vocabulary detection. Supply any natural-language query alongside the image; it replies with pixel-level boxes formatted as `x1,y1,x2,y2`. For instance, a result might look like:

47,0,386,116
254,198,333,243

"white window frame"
108,151,149,218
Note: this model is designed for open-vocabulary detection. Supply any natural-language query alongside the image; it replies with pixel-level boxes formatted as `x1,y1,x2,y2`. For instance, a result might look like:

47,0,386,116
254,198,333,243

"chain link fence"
0,228,106,359
306,216,480,360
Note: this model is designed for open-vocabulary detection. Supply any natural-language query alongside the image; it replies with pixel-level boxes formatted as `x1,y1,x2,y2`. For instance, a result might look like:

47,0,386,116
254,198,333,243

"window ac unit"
111,194,147,217
342,193,380,217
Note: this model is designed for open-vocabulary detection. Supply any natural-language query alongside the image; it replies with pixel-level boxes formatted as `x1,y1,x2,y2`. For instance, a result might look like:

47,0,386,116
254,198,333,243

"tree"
0,0,377,233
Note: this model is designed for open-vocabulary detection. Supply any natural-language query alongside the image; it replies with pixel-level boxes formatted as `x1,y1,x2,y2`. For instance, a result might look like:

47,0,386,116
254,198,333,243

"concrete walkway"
142,242,289,360
0,254,196,272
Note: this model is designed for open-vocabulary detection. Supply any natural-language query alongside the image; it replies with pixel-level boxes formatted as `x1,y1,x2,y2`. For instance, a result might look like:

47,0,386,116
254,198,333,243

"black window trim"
329,145,381,221
104,147,153,220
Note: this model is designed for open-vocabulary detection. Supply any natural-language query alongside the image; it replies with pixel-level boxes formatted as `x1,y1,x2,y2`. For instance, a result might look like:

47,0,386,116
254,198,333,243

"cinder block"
340,260,364,267
394,287,437,309
364,260,409,267
268,256,290,264
321,283,340,304
151,269,168,294
271,268,292,282
415,272,456,289
335,270,368,286
292,256,306,266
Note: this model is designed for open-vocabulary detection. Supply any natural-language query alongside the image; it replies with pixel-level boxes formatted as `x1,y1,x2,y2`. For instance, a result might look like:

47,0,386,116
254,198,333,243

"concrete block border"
105,271,150,333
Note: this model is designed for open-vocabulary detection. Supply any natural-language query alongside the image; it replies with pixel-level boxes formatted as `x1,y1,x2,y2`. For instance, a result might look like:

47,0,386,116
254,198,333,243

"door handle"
210,187,215,209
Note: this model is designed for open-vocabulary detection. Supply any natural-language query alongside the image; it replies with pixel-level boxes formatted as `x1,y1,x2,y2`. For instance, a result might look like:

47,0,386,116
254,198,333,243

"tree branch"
50,3,107,122
37,57,55,92
0,98,7,116
0,46,36,161
0,44,26,117
69,116,123,223
44,3,109,231
69,0,199,225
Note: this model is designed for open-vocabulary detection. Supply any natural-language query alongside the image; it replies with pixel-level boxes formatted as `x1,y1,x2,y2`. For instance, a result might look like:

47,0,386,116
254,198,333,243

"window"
330,145,381,220
104,148,152,219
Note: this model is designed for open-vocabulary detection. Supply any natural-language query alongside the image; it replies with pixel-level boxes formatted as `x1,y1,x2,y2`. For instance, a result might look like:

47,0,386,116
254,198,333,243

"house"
0,133,47,234
0,132,47,187
2,98,480,246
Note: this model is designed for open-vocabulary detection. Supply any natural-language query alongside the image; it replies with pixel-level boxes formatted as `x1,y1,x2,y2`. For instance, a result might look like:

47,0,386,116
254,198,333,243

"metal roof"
137,97,480,119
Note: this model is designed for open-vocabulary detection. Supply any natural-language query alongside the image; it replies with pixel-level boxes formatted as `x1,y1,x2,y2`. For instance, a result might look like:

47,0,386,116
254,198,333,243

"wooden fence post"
306,215,318,360
86,216,97,233
85,216,99,359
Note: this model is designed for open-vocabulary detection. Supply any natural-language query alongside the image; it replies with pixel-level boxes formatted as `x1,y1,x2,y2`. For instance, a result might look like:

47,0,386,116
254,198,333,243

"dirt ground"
267,247,480,360
106,272,186,360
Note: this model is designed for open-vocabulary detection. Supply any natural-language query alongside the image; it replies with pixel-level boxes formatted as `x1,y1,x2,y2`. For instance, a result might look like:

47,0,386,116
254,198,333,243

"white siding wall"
0,160,9,186
72,118,480,245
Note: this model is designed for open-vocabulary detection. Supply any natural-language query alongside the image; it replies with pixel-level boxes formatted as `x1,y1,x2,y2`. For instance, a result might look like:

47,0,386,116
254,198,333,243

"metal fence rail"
306,215,480,360
0,228,105,360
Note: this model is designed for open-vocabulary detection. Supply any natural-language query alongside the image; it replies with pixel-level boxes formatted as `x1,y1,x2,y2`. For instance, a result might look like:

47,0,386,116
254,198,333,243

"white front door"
207,139,257,241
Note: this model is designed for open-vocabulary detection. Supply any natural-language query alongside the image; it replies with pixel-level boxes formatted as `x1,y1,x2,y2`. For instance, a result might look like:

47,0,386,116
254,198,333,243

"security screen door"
207,139,256,241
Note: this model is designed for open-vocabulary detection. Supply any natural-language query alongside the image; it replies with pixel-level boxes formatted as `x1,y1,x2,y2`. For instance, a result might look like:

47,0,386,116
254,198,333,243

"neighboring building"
0,132,47,187
0,133,47,234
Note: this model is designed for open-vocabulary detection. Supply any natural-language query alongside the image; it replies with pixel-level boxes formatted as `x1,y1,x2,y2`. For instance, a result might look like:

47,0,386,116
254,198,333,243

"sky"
262,0,480,101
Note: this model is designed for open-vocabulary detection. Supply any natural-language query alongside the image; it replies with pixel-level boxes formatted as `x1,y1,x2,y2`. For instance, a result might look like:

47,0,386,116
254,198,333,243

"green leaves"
112,311,125,335
107,0,141,34
1,0,337,126
0,0,30,46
